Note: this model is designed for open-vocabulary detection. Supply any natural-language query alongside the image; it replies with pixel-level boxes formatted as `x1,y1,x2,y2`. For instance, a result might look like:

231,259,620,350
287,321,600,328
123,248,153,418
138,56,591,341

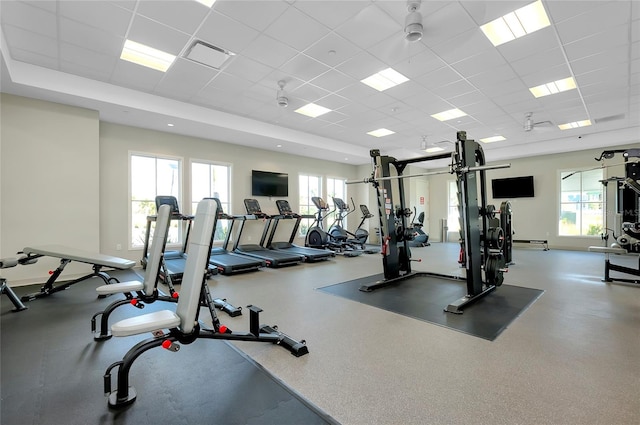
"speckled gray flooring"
212,243,640,425
3,243,640,425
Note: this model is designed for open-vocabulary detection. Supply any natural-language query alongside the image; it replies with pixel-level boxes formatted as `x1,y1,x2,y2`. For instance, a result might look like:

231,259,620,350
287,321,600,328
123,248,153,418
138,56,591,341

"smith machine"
348,131,510,313
589,148,640,284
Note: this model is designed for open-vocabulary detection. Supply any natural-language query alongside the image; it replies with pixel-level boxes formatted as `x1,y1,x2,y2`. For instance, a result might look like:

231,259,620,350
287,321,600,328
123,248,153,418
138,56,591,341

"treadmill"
265,200,335,262
141,196,216,283
208,203,266,275
232,199,304,267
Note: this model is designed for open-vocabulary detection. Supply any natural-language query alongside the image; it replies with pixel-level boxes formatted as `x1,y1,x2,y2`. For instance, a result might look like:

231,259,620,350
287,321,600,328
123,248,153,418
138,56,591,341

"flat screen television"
491,176,534,199
251,170,288,197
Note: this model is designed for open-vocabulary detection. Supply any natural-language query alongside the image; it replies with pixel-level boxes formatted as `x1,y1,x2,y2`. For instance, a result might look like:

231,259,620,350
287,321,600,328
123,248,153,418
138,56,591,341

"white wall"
0,94,100,283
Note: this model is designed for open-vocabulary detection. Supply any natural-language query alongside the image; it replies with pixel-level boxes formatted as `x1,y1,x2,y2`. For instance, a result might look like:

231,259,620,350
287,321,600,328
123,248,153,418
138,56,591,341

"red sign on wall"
419,196,424,205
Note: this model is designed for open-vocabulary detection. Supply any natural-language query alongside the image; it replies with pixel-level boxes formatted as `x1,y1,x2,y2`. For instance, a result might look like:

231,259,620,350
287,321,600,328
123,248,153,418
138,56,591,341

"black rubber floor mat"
318,273,543,341
1,270,337,425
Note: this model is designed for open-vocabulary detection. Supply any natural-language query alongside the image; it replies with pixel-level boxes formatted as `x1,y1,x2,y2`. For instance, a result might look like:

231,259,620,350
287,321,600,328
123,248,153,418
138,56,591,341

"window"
130,153,181,248
448,180,460,233
559,168,604,236
327,177,347,228
192,161,231,243
299,174,322,236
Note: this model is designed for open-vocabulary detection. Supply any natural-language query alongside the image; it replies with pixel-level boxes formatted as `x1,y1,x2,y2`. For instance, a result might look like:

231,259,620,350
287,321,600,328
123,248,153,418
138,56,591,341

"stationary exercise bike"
408,209,430,247
306,197,361,257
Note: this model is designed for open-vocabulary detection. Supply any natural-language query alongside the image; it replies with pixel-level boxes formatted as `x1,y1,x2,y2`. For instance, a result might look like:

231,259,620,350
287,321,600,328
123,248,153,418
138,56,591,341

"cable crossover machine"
347,131,511,313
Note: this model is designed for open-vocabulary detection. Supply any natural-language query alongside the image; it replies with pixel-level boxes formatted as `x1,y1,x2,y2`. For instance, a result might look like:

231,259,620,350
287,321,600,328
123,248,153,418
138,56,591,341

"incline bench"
588,245,640,284
19,245,136,302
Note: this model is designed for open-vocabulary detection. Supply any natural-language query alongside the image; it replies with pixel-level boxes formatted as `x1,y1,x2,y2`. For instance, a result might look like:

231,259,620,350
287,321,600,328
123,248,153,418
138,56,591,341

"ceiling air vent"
183,40,234,69
594,113,625,124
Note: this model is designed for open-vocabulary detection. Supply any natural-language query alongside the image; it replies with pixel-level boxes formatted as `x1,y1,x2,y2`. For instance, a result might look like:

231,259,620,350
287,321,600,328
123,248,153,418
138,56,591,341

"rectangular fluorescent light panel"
295,103,332,118
480,0,550,46
367,128,395,137
479,136,506,143
530,77,576,98
361,68,409,91
558,120,591,130
185,41,234,69
431,108,467,122
424,146,445,153
195,0,216,7
120,39,176,72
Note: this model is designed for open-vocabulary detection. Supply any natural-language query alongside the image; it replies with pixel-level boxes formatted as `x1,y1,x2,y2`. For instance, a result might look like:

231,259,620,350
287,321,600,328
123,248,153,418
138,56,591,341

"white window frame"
559,168,604,237
447,180,460,233
129,151,183,249
191,159,232,244
299,174,322,236
326,177,347,228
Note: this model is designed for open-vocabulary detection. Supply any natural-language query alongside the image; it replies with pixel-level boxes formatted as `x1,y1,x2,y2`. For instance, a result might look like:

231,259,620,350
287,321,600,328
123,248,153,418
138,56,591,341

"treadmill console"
276,200,293,215
244,198,266,217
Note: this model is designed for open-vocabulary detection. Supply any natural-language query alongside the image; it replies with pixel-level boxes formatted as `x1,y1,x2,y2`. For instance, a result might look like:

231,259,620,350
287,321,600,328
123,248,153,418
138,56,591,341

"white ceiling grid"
0,0,638,167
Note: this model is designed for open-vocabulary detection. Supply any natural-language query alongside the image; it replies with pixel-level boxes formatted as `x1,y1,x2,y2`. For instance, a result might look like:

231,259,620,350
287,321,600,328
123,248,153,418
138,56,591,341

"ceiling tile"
21,1,58,13
59,42,118,75
215,0,289,32
393,49,446,80
3,24,58,59
304,32,361,68
497,29,559,63
293,0,365,30
60,17,124,58
10,47,59,69
264,6,330,52
555,1,632,44
468,64,519,89
334,4,401,50
136,0,208,35
291,83,331,103
570,45,629,76
59,1,132,37
421,2,479,47
240,34,297,69
415,66,462,90
223,55,274,84
0,1,57,38
110,59,165,91
316,94,350,110
128,15,191,56
205,71,253,93
510,47,567,78
154,58,218,101
451,48,506,79
367,33,427,67
197,11,260,54
309,69,356,93
280,54,331,82
430,29,493,65
335,51,387,80
430,79,477,99
564,25,630,62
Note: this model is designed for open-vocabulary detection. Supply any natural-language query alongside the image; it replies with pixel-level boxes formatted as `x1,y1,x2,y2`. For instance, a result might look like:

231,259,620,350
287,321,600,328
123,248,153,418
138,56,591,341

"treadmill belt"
1,270,338,425
317,273,543,341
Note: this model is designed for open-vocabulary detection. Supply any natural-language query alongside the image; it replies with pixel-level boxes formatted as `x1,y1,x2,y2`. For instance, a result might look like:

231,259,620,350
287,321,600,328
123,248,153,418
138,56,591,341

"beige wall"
0,93,100,283
426,145,635,250
98,122,360,260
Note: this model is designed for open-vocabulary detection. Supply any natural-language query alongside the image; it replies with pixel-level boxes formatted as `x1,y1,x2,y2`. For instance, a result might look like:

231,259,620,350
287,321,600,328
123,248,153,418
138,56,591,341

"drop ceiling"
1,0,638,168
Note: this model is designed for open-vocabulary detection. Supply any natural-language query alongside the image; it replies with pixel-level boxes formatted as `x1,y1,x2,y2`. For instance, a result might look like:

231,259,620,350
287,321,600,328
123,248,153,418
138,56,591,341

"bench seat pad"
111,310,180,337
96,280,144,296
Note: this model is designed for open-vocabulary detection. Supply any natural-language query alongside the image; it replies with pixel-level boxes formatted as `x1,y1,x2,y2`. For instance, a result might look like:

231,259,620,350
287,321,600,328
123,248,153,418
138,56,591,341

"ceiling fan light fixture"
276,80,288,108
404,11,423,42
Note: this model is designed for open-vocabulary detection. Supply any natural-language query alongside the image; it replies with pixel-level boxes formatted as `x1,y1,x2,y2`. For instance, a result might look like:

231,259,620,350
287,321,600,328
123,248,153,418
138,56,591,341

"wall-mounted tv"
491,176,534,199
251,170,288,197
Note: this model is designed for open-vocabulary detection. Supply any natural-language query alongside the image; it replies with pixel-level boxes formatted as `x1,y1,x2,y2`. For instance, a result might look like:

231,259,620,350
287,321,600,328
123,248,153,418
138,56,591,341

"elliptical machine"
306,197,361,257
328,197,373,251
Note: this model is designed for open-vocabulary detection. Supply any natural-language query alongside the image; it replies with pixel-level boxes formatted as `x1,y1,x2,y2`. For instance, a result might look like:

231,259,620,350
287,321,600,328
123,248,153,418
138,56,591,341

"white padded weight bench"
19,245,136,302
103,198,308,409
588,245,640,284
90,205,173,341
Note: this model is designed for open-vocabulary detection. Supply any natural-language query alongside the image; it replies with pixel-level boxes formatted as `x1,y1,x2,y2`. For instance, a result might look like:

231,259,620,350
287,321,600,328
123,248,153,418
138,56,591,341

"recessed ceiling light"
431,108,467,122
558,120,592,130
424,146,445,153
367,128,395,137
529,77,576,98
294,103,332,118
480,0,550,47
194,0,216,7
361,68,409,91
276,144,282,148
167,123,174,127
120,39,176,72
479,136,506,143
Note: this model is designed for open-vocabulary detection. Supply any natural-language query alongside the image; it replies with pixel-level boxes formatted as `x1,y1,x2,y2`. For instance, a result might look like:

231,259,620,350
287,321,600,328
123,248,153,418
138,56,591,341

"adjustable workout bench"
19,245,136,302
90,205,243,341
103,198,308,408
588,246,640,284
1,255,38,312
